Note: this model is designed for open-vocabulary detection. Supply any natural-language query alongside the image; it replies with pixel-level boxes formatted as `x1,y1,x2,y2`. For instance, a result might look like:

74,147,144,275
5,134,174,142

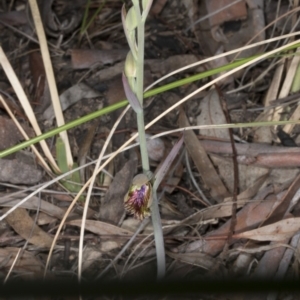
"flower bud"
124,51,137,79
125,6,138,31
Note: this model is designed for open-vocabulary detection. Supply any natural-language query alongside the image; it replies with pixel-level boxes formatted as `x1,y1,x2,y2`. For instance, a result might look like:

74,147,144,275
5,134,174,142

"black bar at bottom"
0,278,299,297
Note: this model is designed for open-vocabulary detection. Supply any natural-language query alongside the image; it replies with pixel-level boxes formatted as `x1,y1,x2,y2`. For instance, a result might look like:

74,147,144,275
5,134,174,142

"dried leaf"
43,83,101,120
251,239,290,279
36,212,57,225
253,63,284,143
210,154,269,193
4,208,53,248
82,245,102,271
177,195,279,256
68,219,133,236
121,218,153,234
234,218,300,242
179,109,229,203
200,139,300,175
261,173,300,226
167,251,217,270
0,193,69,219
232,175,300,277
196,89,230,140
0,247,44,275
100,241,121,253
224,173,268,204
71,49,127,69
163,162,183,194
174,174,267,227
190,173,268,221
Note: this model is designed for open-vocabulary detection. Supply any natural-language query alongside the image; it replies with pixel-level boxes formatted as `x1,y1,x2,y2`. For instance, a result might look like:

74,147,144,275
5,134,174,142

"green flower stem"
137,112,150,172
131,0,165,278
135,14,150,174
151,190,166,279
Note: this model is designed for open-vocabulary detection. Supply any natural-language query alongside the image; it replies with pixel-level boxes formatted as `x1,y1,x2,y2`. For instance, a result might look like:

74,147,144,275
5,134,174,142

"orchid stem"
151,190,166,279
135,10,150,174
129,0,166,278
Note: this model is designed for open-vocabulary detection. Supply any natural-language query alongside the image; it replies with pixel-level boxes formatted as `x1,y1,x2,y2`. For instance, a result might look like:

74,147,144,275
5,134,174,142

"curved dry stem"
78,105,130,281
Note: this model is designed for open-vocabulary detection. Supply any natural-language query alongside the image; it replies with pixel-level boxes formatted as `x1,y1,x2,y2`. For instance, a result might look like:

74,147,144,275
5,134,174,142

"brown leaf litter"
0,1,300,292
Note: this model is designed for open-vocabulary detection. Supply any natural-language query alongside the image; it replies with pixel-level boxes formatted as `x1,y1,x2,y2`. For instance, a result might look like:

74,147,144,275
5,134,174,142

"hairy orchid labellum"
124,173,153,220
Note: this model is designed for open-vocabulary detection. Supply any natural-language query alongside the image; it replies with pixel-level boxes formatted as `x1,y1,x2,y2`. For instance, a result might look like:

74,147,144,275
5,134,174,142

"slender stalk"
134,3,150,174
151,191,166,279
137,112,150,173
127,0,165,278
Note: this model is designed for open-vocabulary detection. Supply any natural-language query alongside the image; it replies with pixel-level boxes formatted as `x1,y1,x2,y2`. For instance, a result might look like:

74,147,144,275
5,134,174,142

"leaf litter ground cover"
0,0,300,298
